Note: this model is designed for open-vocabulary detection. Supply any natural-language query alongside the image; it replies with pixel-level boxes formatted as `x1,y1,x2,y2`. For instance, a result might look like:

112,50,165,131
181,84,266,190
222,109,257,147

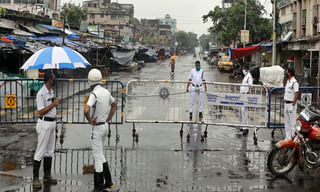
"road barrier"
126,80,268,128
0,78,125,124
267,86,320,129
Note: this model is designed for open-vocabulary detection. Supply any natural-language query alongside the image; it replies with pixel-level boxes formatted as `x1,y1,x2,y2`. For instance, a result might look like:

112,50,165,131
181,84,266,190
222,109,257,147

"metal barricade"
126,80,268,128
267,86,320,129
0,78,125,124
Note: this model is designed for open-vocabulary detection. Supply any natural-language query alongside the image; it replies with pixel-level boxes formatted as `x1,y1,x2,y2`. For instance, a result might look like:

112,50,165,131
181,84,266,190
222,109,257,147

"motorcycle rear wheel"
267,147,298,176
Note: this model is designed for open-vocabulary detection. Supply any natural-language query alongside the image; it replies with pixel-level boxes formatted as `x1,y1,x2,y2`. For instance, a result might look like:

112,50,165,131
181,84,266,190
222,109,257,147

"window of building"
101,14,104,18
90,14,95,19
14,0,35,3
94,3,97,8
111,15,117,19
292,12,297,30
88,3,91,7
301,9,306,26
0,0,10,4
281,8,286,16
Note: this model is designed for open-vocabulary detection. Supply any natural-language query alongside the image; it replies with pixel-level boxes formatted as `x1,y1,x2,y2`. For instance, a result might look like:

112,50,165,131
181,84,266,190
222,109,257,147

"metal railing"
126,80,268,128
267,86,320,129
0,78,125,124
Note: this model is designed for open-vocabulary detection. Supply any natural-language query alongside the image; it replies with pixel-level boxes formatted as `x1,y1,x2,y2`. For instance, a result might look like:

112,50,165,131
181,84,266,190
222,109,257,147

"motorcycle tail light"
298,118,311,133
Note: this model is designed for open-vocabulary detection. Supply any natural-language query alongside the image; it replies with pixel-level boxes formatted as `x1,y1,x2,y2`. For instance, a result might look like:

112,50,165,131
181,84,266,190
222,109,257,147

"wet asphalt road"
1,54,320,192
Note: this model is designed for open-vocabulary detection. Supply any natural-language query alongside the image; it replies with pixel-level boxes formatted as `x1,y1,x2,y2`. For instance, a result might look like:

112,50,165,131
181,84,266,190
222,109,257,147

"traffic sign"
5,94,17,109
301,93,312,107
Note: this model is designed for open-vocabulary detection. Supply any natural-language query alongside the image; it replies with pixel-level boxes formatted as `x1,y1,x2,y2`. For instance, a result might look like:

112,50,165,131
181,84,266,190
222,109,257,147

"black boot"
33,160,42,188
93,171,104,192
103,162,114,189
43,157,57,184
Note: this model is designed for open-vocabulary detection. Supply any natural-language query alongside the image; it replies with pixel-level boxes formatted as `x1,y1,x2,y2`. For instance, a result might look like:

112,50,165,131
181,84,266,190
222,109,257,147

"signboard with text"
241,30,249,44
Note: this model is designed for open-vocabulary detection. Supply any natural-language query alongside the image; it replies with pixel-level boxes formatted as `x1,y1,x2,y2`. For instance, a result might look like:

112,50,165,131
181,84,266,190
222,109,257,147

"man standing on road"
84,69,117,192
186,60,207,120
284,68,299,139
33,71,58,189
240,64,253,134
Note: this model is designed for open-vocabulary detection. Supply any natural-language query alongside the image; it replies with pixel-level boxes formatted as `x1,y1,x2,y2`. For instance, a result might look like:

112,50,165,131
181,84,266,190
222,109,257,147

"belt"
285,100,293,104
192,84,202,87
96,122,106,125
39,116,56,121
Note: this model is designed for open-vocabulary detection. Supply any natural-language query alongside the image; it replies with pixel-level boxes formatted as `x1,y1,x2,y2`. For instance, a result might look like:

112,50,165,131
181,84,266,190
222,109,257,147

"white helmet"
88,68,102,86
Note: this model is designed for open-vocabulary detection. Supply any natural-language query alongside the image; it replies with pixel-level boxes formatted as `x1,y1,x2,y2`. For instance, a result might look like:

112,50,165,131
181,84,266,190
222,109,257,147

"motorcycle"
267,105,320,176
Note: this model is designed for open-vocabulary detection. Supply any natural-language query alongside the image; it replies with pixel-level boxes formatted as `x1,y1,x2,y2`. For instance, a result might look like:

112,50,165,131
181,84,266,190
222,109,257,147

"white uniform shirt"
36,84,56,118
86,85,115,123
240,72,253,94
284,77,299,101
188,68,205,86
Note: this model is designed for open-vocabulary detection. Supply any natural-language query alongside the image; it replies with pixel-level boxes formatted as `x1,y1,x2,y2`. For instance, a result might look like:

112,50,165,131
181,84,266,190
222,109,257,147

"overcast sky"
65,0,272,36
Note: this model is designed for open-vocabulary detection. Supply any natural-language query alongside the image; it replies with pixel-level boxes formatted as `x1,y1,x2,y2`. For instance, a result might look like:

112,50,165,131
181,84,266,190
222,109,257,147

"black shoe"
103,162,113,189
93,171,104,192
43,157,57,184
199,112,203,119
33,160,42,189
189,112,192,120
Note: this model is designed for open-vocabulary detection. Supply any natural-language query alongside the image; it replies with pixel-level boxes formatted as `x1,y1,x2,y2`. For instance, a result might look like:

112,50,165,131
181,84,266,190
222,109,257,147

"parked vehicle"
268,105,320,176
218,56,233,72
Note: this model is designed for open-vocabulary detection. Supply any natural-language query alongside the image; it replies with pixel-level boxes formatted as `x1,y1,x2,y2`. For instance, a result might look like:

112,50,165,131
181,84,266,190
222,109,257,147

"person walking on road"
186,60,207,120
284,68,299,140
84,69,117,192
169,58,175,75
240,64,253,134
33,71,58,189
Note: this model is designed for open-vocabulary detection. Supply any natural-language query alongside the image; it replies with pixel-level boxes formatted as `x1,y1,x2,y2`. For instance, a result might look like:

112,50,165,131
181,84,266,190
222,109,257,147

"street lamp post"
272,0,277,66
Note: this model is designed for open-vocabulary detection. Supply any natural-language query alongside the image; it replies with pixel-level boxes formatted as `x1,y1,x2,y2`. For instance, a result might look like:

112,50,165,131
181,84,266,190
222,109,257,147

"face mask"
196,66,201,71
242,70,247,75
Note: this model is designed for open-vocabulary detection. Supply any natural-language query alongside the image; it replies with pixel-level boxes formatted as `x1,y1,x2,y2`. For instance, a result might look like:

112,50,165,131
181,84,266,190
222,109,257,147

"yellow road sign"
5,94,17,109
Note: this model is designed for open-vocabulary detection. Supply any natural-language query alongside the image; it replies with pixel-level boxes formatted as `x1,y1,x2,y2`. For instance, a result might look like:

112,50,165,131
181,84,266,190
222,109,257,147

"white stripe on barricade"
125,80,268,128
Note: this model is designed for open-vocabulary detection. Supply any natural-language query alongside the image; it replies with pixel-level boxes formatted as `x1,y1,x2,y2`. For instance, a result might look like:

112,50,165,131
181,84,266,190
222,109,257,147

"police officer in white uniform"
186,60,207,120
33,71,59,188
240,64,253,133
84,69,117,192
284,68,299,139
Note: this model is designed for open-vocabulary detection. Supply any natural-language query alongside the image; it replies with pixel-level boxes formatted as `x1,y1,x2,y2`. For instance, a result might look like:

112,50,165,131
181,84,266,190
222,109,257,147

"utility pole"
62,5,67,46
243,0,247,63
244,0,247,31
272,0,277,66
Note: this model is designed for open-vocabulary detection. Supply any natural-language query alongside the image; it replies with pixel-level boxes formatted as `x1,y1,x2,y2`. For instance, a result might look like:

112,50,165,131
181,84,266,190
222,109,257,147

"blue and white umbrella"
20,46,90,70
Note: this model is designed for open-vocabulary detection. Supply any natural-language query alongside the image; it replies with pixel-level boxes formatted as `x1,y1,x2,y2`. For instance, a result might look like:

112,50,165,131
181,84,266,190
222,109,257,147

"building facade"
278,0,320,86
0,0,60,19
82,0,134,41
159,14,176,35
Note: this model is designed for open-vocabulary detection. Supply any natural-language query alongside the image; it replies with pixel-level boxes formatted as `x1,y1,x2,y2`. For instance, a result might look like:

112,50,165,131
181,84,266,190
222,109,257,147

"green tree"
203,0,272,46
61,3,87,27
175,31,198,49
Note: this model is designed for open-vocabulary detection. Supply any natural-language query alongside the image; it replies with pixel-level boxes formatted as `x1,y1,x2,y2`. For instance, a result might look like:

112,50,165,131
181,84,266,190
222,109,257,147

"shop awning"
231,45,261,60
19,24,44,35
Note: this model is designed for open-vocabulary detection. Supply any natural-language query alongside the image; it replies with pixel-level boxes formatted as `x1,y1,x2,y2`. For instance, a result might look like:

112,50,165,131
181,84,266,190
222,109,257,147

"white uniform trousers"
91,123,108,172
284,103,297,139
34,119,56,161
190,86,203,113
